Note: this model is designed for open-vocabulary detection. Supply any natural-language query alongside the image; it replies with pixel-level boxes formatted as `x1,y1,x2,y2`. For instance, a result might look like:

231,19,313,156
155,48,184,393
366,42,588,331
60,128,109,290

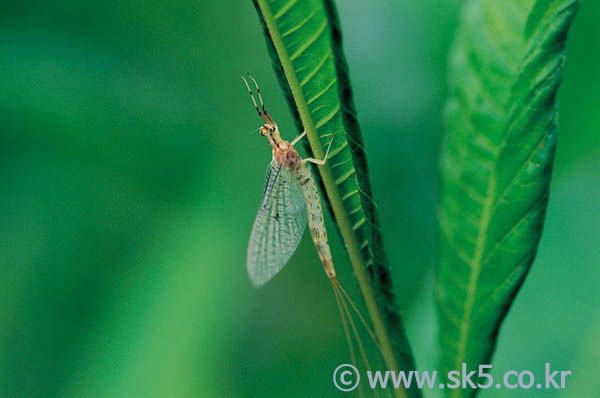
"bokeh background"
1,1,598,397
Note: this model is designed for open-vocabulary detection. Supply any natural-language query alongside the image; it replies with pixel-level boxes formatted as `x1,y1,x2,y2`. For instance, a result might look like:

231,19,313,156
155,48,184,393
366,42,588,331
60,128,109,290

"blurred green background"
1,1,598,397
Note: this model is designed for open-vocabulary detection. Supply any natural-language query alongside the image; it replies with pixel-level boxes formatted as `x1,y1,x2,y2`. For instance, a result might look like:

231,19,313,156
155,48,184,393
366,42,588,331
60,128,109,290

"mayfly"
242,73,382,379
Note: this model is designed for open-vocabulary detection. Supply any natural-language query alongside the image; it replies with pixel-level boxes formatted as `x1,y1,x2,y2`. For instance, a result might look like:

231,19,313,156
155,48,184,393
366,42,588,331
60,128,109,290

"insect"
242,73,382,379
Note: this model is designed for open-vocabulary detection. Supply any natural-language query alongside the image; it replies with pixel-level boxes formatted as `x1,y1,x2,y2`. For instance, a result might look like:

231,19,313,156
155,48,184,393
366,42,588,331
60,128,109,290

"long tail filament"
331,277,385,398
334,278,384,355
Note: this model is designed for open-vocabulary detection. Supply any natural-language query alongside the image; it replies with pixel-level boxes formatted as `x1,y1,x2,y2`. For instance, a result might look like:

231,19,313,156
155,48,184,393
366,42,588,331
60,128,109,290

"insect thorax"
273,143,301,171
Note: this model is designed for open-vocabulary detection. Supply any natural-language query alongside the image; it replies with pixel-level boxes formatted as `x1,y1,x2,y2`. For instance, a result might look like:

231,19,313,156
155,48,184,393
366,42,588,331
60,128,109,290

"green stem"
256,1,406,396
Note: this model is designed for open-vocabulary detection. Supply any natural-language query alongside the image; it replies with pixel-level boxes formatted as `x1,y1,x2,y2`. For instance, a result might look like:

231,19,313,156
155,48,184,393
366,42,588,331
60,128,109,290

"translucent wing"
247,161,307,287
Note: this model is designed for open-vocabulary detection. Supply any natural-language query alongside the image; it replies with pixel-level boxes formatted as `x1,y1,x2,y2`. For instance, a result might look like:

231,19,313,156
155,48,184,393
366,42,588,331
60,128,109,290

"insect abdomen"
295,164,336,279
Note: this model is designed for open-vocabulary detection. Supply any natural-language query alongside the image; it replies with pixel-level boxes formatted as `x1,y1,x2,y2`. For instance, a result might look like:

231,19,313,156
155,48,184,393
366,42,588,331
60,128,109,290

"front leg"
290,130,307,146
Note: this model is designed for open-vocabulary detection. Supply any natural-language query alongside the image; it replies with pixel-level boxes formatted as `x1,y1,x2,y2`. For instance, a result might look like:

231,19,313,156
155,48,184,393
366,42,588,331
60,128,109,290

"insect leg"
302,132,336,165
290,130,307,146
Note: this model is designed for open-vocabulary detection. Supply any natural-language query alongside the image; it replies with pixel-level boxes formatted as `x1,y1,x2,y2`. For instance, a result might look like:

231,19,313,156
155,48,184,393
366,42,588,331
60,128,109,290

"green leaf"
251,0,418,394
436,0,579,393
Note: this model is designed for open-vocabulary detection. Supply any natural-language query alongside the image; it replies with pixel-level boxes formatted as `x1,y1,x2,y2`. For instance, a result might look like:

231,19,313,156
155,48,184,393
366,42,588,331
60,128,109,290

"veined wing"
247,161,307,287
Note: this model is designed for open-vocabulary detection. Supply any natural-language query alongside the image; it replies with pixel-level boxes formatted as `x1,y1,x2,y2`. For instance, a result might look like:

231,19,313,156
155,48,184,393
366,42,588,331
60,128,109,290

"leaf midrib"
452,172,496,394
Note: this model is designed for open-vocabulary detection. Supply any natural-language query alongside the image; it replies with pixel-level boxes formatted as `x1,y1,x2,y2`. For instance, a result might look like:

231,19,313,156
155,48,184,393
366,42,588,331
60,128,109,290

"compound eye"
270,126,275,132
